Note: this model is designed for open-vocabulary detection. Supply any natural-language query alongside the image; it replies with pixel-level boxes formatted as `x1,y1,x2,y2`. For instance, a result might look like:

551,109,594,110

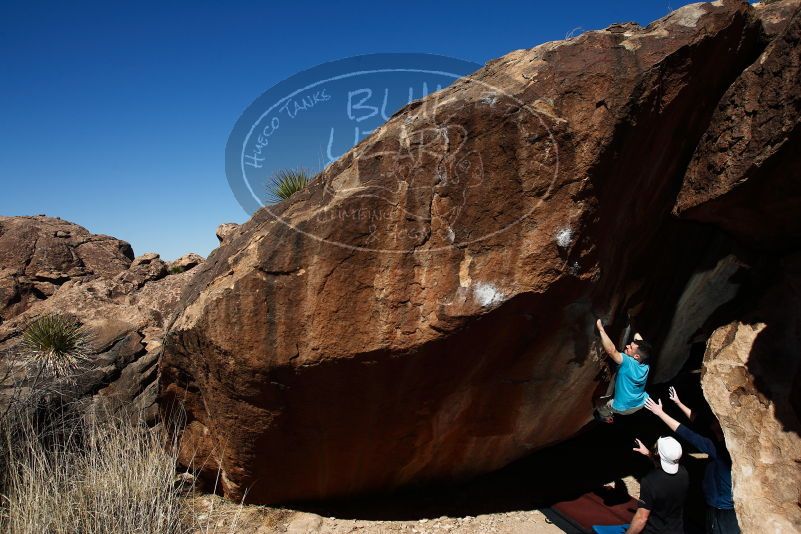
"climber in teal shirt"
594,319,651,422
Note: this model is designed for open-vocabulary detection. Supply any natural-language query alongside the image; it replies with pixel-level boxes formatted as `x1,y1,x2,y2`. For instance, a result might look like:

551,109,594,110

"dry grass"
0,397,249,534
0,405,187,534
0,315,247,534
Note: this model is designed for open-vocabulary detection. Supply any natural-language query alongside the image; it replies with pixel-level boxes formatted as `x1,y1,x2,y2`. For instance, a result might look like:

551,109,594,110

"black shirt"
639,465,689,534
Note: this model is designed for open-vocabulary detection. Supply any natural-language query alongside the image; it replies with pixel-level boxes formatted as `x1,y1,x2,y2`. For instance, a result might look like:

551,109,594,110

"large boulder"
0,215,134,323
701,254,801,533
160,0,788,504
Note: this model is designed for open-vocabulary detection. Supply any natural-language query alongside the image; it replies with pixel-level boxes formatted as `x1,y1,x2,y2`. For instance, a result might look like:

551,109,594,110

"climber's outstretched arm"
596,319,623,364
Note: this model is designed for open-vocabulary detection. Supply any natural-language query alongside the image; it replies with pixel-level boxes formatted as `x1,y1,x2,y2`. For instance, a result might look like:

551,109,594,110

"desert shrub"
266,167,313,203
19,313,91,378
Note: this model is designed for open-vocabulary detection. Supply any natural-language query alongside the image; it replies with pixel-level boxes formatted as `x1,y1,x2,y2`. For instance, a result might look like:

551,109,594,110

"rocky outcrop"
159,0,801,506
0,218,204,419
676,2,801,251
169,253,205,274
701,254,801,533
671,7,801,530
215,223,239,243
0,216,134,323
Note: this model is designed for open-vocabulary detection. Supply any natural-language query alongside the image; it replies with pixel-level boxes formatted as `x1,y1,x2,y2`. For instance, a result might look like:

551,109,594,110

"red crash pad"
549,485,638,533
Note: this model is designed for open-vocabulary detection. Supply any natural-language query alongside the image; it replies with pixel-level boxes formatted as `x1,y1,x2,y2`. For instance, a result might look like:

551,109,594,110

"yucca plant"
266,167,312,203
20,313,91,378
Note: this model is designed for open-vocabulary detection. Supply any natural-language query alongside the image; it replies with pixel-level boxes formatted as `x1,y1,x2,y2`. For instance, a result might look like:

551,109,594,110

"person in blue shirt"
643,390,741,534
594,319,651,423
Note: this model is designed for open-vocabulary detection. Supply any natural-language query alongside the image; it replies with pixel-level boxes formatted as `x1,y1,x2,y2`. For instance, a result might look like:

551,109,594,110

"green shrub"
266,168,313,203
20,313,91,378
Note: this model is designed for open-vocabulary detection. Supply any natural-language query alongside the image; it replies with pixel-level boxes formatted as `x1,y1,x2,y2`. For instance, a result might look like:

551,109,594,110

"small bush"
266,168,313,203
20,313,91,378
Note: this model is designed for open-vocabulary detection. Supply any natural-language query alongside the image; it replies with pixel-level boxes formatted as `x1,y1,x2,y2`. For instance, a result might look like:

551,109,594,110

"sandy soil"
189,495,568,533
186,475,642,533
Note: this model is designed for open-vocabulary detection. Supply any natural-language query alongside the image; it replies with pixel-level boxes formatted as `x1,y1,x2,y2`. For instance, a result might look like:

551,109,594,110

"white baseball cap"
657,436,682,474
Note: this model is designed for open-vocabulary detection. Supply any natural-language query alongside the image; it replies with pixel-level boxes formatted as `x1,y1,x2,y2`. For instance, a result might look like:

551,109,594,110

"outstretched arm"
632,438,650,457
626,508,650,534
596,319,623,364
669,386,694,421
644,398,680,432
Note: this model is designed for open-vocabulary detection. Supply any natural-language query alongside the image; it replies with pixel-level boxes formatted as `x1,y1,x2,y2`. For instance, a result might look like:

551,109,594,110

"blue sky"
1,0,699,260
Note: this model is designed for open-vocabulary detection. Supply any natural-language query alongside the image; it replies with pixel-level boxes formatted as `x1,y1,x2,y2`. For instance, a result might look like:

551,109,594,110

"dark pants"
706,507,740,534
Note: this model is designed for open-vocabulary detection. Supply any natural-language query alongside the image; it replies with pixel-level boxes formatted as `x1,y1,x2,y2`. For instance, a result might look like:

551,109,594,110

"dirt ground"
188,474,640,533
189,496,571,534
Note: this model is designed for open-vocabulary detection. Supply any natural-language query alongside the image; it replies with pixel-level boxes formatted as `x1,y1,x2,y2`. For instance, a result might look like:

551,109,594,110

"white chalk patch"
480,92,498,106
473,282,505,307
569,261,580,275
555,226,573,248
446,227,455,243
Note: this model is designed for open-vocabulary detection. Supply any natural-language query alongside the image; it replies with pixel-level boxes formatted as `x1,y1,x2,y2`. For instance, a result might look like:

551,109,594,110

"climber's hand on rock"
644,397,664,416
596,319,604,331
633,438,649,457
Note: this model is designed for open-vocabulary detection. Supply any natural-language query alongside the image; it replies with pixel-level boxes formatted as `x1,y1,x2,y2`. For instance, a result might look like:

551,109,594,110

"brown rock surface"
755,0,801,37
169,253,205,273
675,3,801,250
215,223,239,243
0,215,134,322
701,254,801,533
161,0,785,504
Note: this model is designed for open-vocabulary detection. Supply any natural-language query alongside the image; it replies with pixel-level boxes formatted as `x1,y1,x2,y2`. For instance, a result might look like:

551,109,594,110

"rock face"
0,217,204,418
680,6,801,530
160,0,801,513
0,215,134,323
169,253,205,273
701,255,801,533
215,223,239,243
676,1,801,251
